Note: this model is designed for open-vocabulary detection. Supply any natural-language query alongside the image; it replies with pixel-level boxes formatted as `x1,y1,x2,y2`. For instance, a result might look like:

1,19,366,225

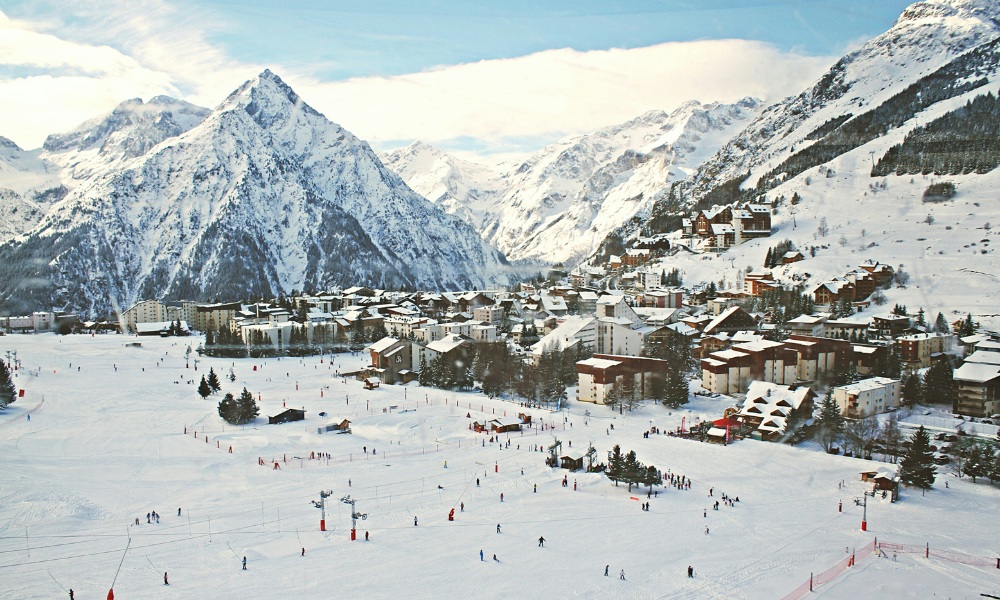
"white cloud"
292,40,836,162
0,6,834,162
0,5,255,149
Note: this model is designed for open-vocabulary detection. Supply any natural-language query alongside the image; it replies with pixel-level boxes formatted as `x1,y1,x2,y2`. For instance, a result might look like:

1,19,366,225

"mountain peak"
894,0,1000,27
220,69,322,126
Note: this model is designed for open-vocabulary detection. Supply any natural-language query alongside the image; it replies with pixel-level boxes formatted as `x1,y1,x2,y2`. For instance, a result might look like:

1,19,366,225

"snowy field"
2,333,999,599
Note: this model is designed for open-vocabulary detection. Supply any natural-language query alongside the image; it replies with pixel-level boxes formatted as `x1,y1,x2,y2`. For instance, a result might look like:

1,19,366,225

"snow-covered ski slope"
2,334,998,599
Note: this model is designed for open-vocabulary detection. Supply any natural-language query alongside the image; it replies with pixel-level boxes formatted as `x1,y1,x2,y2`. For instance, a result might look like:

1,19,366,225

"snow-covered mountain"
646,0,1000,216
620,0,1000,328
384,98,762,266
42,96,212,183
0,136,65,240
0,71,511,317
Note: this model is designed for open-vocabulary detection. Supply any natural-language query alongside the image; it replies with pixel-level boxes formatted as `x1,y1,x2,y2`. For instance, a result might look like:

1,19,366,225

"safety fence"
779,538,1000,599
876,541,1000,569
779,540,875,600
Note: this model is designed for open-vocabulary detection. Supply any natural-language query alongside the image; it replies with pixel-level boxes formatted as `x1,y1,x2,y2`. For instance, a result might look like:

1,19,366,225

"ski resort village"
3,0,1000,599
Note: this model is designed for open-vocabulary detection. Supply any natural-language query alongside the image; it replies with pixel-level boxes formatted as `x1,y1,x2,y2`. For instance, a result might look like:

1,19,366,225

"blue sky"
0,0,916,160
184,0,912,80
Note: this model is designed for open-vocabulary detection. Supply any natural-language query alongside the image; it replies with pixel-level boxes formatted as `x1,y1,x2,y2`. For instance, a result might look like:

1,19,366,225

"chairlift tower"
311,490,332,531
340,495,367,540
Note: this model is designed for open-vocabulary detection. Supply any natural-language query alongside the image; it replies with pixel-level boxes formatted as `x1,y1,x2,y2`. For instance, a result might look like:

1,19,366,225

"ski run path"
1,334,998,599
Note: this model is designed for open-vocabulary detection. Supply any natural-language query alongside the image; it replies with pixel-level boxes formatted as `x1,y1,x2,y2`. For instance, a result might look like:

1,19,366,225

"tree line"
872,91,1000,177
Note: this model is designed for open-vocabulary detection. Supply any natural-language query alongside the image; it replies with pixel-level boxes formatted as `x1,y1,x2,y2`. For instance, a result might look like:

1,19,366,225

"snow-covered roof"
954,362,1000,383
577,357,622,369
427,334,466,354
367,337,400,354
711,349,748,361
835,377,898,393
703,306,747,334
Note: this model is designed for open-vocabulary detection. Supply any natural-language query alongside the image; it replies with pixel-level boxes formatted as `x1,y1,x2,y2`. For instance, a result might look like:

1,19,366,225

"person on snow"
620,569,625,580
538,536,545,547
301,548,305,556
493,554,499,562
604,565,609,577
414,516,418,526
496,524,501,534
365,531,369,541
178,508,182,516
164,572,169,585
533,484,537,493
500,493,503,502
69,590,73,600
476,478,480,487
147,512,151,524
687,566,693,578
480,550,484,561
242,556,247,570
460,502,464,512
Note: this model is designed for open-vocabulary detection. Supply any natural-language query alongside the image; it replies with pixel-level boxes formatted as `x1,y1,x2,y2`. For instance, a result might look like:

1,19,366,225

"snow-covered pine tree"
899,426,936,489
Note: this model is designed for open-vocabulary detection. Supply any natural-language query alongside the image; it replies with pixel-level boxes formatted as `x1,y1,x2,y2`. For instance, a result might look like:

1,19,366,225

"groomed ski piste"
1,334,998,599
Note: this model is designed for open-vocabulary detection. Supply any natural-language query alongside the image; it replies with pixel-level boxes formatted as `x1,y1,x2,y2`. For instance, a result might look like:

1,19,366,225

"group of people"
666,472,691,491
134,509,175,526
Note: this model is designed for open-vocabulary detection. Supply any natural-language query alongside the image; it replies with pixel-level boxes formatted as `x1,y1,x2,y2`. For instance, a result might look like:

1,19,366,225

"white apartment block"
833,377,901,418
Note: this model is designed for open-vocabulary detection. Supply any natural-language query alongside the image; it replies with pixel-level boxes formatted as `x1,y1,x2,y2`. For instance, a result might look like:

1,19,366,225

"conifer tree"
934,312,950,333
0,359,15,409
642,465,660,495
902,372,924,406
899,426,936,489
218,392,238,424
962,442,989,483
606,445,624,486
663,370,688,408
235,387,260,425
623,450,645,492
207,367,221,392
198,375,212,399
815,391,845,451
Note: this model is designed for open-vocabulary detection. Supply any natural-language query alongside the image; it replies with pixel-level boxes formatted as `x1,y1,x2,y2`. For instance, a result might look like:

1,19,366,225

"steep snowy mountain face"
0,71,510,317
0,97,211,245
0,137,64,240
380,141,505,229
386,98,761,266
649,0,1000,215
623,0,1000,328
42,96,212,182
